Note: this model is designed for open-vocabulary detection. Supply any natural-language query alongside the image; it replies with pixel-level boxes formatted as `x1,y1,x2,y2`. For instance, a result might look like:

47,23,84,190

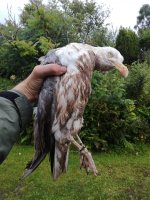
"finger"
40,64,67,77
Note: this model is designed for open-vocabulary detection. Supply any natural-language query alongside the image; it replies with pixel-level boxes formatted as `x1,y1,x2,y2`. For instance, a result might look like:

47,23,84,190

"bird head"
94,47,128,77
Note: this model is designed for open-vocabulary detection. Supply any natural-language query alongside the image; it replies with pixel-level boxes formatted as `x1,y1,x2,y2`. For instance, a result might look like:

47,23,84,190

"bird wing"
50,47,95,180
52,71,92,180
21,43,96,180
21,49,60,180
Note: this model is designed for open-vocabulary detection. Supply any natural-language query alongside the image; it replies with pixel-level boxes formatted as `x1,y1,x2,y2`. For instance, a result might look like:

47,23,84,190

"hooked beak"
114,63,128,77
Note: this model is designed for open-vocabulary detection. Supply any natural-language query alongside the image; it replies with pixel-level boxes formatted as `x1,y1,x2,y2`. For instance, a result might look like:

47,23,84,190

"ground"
0,145,150,200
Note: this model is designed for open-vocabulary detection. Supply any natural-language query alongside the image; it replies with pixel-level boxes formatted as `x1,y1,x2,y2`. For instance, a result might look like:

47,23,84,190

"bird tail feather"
52,142,70,180
21,77,57,180
20,151,47,180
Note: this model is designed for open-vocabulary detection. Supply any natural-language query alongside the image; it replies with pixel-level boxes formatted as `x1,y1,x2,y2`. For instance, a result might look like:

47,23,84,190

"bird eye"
108,52,113,58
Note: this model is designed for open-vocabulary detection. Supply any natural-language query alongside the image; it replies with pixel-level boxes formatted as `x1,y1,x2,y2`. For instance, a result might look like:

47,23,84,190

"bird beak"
114,63,128,77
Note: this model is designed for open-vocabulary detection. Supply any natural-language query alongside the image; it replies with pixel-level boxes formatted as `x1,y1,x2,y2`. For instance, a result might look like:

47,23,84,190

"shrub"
144,50,150,66
115,28,139,64
81,63,150,151
0,78,15,91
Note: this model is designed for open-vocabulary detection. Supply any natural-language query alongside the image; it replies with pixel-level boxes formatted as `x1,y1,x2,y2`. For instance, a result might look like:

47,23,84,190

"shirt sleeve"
0,90,33,164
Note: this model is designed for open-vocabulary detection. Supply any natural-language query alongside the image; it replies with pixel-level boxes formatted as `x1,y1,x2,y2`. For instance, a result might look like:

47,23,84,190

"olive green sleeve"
0,90,33,164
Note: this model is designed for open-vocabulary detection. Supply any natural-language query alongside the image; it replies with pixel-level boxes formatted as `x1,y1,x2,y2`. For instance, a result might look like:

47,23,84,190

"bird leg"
76,134,84,146
69,135,98,176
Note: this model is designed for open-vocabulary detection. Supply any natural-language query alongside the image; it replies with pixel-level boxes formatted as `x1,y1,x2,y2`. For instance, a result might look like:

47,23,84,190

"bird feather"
21,43,128,180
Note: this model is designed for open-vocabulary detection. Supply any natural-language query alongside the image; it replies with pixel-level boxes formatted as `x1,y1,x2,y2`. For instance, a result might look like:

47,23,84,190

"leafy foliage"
135,4,150,64
144,50,150,66
0,0,111,78
139,28,150,51
0,0,150,150
81,63,150,150
135,4,150,31
115,28,139,64
0,77,15,91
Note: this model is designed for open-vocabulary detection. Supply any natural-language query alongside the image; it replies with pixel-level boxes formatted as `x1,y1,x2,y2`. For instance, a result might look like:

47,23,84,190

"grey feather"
21,76,59,179
21,43,128,181
39,49,60,65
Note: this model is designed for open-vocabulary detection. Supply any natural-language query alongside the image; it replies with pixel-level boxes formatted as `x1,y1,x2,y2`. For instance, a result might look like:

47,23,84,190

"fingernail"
61,66,67,72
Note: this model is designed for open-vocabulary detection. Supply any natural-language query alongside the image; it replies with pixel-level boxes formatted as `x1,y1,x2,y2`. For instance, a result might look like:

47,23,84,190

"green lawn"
0,145,150,200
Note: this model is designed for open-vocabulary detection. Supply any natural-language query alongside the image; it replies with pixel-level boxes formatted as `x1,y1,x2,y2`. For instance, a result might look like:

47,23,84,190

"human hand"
13,64,67,102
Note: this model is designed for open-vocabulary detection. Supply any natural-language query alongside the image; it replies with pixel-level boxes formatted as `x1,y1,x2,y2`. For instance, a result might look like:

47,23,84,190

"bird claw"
70,135,98,176
80,148,98,176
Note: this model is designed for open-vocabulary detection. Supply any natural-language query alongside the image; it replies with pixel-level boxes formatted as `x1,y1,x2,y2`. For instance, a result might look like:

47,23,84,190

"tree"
135,4,150,63
139,28,150,51
90,26,117,47
20,0,71,45
138,28,150,64
19,0,110,45
135,4,150,31
65,0,110,43
115,28,139,64
0,0,112,78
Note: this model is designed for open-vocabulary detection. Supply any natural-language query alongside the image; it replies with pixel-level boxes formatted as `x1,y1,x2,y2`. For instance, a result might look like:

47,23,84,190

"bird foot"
80,147,98,176
70,135,98,176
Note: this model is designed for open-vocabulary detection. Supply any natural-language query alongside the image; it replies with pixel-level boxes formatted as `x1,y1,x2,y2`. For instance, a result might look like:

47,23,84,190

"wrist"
13,82,33,103
13,75,39,103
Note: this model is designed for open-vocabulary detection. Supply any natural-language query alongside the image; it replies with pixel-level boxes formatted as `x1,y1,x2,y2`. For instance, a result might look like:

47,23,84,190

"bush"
115,28,139,64
1,62,150,151
0,77,15,91
81,63,150,151
144,50,150,66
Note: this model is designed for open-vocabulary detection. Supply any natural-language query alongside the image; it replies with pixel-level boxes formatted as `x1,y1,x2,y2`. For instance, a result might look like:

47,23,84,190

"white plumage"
21,43,128,180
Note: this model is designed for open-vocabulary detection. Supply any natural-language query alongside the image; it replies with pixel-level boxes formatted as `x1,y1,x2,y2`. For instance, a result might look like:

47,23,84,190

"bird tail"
21,77,57,180
51,141,70,180
20,151,47,180
20,116,50,180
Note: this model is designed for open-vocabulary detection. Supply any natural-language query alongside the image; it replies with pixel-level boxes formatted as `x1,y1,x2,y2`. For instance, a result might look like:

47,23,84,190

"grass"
0,78,15,91
0,145,150,200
